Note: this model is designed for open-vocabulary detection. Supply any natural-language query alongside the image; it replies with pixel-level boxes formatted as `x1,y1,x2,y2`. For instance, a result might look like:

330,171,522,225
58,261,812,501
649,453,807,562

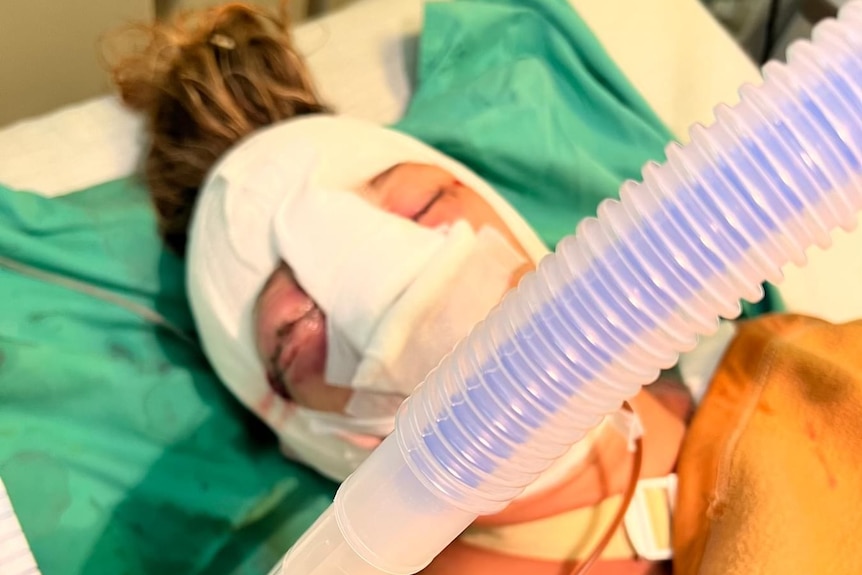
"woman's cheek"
285,332,353,413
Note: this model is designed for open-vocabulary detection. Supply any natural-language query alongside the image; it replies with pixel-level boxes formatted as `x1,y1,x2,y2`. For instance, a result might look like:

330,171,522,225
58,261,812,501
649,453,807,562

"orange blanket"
674,314,862,575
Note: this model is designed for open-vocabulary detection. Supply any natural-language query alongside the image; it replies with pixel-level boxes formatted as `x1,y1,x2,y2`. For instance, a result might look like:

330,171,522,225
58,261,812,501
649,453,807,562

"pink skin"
253,162,532,413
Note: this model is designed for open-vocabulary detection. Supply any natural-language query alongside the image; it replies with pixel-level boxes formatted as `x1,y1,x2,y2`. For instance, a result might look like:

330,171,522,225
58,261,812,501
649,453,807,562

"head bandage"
186,115,548,481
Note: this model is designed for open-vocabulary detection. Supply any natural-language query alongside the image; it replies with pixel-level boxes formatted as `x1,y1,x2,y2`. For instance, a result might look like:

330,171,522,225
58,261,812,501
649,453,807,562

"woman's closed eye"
411,189,444,222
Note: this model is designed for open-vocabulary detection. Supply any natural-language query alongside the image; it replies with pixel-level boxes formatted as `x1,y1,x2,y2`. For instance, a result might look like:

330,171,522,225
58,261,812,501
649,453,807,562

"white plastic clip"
609,408,644,452
623,473,678,561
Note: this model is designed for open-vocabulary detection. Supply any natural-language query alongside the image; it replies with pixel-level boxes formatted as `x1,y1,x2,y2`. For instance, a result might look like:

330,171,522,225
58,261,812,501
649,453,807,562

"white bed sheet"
0,0,857,323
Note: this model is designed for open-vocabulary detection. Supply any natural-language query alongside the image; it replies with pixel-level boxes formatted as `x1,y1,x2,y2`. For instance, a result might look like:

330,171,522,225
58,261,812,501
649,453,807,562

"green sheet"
0,178,337,575
394,0,674,249
0,1,779,574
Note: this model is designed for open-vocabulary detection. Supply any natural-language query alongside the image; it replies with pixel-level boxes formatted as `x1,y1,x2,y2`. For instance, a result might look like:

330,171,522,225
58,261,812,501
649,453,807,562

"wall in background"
156,0,309,22
0,0,154,127
0,0,329,128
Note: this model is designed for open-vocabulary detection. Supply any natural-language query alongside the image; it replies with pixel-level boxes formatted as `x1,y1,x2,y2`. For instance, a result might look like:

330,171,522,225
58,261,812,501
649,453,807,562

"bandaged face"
186,116,554,480
253,162,531,413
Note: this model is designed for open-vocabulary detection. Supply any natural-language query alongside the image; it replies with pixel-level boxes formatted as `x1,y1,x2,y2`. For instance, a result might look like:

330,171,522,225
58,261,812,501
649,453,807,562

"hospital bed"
0,0,856,323
0,0,858,573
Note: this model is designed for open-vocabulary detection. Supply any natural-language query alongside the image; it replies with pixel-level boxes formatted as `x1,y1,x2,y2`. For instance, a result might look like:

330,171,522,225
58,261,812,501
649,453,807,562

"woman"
111,3,687,573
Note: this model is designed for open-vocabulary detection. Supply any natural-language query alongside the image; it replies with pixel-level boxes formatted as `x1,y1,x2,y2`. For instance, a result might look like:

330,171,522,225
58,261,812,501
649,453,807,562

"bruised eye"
263,302,320,395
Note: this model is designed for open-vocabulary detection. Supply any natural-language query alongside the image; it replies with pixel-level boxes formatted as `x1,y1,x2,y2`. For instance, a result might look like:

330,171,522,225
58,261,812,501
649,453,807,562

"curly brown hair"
106,2,327,255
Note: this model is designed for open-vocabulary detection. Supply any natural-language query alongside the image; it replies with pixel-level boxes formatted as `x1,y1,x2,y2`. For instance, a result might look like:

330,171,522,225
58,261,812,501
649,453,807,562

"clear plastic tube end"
275,507,388,575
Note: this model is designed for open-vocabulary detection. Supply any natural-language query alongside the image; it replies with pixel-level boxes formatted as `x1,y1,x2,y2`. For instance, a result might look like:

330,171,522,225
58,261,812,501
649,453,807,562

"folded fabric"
674,314,862,575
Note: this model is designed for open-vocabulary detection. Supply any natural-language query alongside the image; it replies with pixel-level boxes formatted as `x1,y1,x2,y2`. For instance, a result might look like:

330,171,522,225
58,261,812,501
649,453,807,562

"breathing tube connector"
276,4,862,574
